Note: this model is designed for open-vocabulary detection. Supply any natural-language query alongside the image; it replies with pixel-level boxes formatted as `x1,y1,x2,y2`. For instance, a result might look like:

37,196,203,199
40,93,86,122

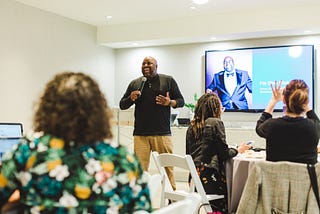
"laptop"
0,123,23,162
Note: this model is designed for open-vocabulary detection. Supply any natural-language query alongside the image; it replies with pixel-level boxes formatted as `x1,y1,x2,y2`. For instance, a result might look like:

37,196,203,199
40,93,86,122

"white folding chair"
152,151,224,213
152,192,202,214
143,171,162,201
133,193,202,214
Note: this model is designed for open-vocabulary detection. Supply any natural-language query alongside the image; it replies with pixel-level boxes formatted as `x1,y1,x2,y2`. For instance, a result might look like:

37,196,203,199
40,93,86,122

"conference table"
225,150,266,213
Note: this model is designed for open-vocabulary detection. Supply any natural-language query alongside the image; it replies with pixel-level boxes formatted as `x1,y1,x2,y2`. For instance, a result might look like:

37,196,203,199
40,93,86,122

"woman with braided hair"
186,92,250,213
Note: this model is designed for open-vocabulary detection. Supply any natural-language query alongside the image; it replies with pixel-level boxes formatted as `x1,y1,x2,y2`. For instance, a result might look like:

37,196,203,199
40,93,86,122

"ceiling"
12,0,319,26
13,0,320,48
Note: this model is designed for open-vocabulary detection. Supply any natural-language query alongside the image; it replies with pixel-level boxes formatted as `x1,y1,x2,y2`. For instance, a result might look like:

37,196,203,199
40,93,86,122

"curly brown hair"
190,92,223,139
283,79,309,115
33,72,113,144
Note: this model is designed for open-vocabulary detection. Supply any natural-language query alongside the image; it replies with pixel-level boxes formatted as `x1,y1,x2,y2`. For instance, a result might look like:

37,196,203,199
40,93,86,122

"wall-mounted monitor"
205,45,314,112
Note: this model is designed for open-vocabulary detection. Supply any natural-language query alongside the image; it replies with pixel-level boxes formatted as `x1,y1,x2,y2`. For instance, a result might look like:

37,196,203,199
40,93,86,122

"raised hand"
270,80,283,103
264,80,283,114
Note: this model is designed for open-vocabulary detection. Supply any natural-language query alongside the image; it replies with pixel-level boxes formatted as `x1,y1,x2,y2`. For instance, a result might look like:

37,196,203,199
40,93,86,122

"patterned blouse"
0,134,152,214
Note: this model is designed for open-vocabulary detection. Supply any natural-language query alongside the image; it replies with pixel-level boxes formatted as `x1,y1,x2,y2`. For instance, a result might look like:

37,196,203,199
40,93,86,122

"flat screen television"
205,45,314,112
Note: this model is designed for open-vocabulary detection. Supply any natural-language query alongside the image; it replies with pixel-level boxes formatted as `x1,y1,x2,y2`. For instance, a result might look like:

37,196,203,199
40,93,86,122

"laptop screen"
0,123,23,161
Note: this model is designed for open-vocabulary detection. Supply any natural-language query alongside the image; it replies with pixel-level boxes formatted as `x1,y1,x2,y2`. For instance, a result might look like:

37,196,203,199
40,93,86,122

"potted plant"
184,93,198,119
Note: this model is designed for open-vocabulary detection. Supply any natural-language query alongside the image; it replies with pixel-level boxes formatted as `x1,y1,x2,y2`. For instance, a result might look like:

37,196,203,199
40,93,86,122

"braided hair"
190,93,223,139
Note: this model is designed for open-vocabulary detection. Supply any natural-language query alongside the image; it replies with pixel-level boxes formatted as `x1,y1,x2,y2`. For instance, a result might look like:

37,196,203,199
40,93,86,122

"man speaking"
119,56,184,190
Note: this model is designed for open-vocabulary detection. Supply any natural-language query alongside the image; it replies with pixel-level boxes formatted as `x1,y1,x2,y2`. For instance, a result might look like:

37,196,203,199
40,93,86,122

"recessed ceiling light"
210,37,217,40
304,30,312,34
192,0,208,5
132,42,139,46
189,6,196,9
105,15,113,19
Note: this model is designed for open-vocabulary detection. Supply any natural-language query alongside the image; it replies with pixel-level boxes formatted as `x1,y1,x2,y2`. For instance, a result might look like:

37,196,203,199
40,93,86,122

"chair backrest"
154,151,207,194
152,151,223,213
143,171,162,201
151,152,174,193
132,193,202,214
152,193,202,214
237,161,320,214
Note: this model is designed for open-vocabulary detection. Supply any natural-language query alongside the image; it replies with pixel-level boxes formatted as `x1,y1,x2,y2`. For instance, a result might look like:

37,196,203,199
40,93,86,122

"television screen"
205,45,314,112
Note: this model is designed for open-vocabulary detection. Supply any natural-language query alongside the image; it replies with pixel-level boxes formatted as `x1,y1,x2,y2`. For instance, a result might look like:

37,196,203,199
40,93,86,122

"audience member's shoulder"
1,134,35,165
102,140,140,164
205,117,223,126
98,140,123,154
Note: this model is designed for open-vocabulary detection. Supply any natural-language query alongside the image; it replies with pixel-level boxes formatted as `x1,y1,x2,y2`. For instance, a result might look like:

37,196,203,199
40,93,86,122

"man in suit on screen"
206,56,252,110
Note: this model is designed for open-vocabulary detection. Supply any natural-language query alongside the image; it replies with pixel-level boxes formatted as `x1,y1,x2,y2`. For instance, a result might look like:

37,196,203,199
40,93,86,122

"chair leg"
203,203,213,213
160,191,166,207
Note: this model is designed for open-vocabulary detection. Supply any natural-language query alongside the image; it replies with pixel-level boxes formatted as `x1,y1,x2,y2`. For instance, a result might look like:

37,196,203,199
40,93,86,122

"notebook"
0,123,23,162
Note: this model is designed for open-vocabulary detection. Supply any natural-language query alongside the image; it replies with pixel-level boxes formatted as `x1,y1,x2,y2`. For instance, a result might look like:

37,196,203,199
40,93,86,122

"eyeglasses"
221,107,226,112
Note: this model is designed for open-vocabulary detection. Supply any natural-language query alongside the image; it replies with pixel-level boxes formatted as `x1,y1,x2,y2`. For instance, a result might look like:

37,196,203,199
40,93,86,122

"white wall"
1,0,319,146
0,0,115,133
115,35,320,124
114,37,319,148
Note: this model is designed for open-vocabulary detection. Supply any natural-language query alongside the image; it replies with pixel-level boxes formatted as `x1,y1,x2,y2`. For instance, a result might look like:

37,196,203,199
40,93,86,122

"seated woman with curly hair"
0,72,152,213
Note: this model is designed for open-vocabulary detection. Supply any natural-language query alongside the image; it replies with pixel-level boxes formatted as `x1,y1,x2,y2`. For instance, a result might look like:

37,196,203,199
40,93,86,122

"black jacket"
186,118,237,172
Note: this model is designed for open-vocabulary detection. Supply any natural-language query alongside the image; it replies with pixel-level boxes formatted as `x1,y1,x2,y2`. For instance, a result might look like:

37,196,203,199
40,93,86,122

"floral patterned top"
0,134,152,214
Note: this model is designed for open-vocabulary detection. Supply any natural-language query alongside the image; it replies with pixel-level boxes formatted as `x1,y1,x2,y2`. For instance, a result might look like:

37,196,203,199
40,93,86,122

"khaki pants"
134,135,176,190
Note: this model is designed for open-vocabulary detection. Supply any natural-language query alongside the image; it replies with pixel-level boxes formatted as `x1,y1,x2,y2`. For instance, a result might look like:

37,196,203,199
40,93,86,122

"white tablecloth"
226,154,265,213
